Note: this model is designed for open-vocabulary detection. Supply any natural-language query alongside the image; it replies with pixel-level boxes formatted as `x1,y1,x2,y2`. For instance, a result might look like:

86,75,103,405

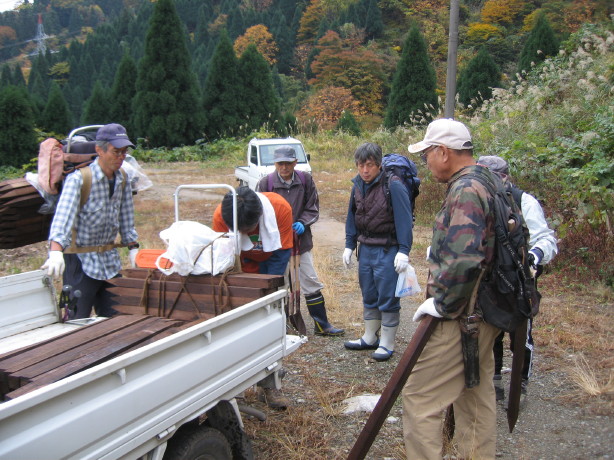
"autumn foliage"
308,31,386,114
234,25,278,65
298,86,362,128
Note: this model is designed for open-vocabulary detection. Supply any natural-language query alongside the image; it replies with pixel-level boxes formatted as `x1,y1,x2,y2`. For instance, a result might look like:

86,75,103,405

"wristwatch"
127,242,140,250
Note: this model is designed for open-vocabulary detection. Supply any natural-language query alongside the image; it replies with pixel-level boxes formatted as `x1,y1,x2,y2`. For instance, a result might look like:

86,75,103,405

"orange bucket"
134,249,173,269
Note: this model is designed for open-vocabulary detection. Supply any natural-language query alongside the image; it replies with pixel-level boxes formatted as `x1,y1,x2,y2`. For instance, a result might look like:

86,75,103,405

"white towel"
236,192,281,253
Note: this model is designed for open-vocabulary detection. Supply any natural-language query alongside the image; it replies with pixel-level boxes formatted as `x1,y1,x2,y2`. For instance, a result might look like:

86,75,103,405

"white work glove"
394,252,409,274
426,246,431,261
342,248,354,269
41,250,65,278
412,297,443,322
129,248,139,268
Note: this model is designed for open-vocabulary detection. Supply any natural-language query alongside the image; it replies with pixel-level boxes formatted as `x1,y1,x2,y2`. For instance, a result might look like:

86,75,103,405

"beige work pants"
402,319,500,459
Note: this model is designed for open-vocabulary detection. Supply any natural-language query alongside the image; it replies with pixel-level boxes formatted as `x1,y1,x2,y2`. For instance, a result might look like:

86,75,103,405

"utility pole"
444,0,460,118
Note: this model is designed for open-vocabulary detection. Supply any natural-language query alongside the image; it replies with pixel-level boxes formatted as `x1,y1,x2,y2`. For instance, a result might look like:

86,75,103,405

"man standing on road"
478,155,558,406
342,142,413,362
402,118,500,459
41,123,139,319
257,146,344,336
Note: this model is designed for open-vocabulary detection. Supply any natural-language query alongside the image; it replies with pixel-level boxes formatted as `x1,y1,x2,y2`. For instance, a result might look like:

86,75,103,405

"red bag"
37,138,65,195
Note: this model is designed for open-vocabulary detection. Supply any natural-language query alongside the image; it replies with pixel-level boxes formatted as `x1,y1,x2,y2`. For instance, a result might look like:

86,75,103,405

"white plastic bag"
155,221,235,276
395,264,422,297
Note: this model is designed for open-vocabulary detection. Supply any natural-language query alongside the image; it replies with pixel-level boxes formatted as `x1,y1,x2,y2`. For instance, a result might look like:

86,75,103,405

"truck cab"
235,137,311,190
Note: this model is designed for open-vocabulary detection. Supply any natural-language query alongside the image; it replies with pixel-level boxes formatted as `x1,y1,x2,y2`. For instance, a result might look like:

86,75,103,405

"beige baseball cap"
408,118,473,153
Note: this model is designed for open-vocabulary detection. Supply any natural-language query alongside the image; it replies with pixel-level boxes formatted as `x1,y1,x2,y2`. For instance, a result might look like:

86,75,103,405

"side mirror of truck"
307,153,311,161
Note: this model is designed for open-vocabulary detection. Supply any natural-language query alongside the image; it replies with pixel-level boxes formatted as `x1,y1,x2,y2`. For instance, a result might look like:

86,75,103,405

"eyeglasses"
420,145,439,164
107,149,128,158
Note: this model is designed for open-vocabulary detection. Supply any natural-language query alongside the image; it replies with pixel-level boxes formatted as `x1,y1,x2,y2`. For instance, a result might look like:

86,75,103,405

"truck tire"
163,426,232,460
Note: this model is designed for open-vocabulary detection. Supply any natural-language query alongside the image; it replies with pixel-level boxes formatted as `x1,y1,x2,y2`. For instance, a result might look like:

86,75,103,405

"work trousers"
358,244,400,318
63,253,117,319
402,319,500,460
298,250,324,297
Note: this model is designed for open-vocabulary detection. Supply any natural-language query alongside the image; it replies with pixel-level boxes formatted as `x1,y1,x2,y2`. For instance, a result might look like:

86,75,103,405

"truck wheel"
163,426,232,460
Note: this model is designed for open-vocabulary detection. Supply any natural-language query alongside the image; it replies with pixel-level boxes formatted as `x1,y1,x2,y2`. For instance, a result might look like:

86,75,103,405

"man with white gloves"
342,142,414,361
402,119,501,459
42,123,139,319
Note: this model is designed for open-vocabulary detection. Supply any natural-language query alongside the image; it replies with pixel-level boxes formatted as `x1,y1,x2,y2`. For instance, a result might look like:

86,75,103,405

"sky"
0,0,17,13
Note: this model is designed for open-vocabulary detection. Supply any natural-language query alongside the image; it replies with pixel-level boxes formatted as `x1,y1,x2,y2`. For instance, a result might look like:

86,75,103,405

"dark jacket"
345,170,413,255
257,171,319,255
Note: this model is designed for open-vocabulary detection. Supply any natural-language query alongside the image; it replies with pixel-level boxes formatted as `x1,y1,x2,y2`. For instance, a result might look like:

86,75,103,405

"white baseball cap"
407,118,473,153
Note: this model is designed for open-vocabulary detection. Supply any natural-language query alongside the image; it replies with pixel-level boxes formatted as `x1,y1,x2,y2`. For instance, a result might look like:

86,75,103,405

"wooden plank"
0,316,151,372
3,194,44,208
107,285,263,311
119,268,285,289
0,178,31,191
112,305,208,322
0,214,50,229
5,318,183,400
110,276,272,298
9,317,177,387
0,186,39,201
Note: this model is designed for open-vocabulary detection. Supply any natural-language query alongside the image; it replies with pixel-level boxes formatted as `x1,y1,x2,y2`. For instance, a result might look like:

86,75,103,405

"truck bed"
0,278,298,459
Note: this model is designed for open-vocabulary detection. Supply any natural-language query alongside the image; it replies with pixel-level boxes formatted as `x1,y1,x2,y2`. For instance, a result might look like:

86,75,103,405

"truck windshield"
260,144,308,166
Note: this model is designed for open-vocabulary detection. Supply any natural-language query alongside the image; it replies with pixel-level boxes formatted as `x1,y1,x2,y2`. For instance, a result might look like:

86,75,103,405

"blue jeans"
358,244,400,316
258,248,291,276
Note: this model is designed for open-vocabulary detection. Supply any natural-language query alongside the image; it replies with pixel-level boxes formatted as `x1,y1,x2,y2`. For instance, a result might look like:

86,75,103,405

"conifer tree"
0,65,12,87
365,0,384,40
518,13,559,75
336,110,361,136
457,47,501,109
132,0,203,147
0,86,38,168
12,65,26,87
384,26,438,128
202,30,242,140
41,82,71,135
238,44,281,133
82,81,111,125
110,52,137,134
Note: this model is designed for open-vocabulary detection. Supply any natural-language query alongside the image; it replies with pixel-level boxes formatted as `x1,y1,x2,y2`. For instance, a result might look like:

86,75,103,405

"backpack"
381,153,421,221
37,137,98,195
265,169,306,192
468,172,537,332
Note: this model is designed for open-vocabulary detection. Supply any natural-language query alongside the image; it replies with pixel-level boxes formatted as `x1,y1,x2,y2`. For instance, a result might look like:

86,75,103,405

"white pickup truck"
235,137,312,190
0,185,304,460
0,270,301,460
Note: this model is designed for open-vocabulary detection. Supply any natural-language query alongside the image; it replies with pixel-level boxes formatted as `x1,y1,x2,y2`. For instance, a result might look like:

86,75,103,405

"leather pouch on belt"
460,316,480,388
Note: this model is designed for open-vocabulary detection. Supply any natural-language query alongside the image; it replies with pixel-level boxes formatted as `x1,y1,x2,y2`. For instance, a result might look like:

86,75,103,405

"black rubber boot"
305,293,344,336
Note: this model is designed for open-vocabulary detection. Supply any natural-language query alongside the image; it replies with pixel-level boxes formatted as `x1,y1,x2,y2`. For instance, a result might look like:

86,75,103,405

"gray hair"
478,155,510,176
354,142,382,166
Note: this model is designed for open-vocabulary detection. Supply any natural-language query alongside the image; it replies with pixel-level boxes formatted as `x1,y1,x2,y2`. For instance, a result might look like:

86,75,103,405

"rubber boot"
344,319,381,350
305,293,344,336
372,325,398,361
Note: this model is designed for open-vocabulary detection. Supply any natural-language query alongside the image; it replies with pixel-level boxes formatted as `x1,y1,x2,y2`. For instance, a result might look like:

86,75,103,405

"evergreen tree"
82,81,111,125
336,110,361,136
238,44,281,133
12,65,26,87
41,82,71,135
0,65,12,87
109,52,137,133
132,0,204,147
384,26,438,128
0,86,38,168
518,13,560,75
201,30,242,140
457,47,501,109
365,0,384,40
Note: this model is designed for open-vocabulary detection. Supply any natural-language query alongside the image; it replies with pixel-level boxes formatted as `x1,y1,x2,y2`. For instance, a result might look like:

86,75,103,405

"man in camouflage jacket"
402,119,501,459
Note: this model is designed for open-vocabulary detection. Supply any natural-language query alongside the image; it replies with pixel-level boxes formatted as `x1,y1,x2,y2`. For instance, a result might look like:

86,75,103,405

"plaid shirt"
49,158,138,280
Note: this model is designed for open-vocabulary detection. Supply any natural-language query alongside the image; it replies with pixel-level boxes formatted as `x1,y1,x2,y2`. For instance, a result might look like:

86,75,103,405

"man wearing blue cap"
42,123,139,319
